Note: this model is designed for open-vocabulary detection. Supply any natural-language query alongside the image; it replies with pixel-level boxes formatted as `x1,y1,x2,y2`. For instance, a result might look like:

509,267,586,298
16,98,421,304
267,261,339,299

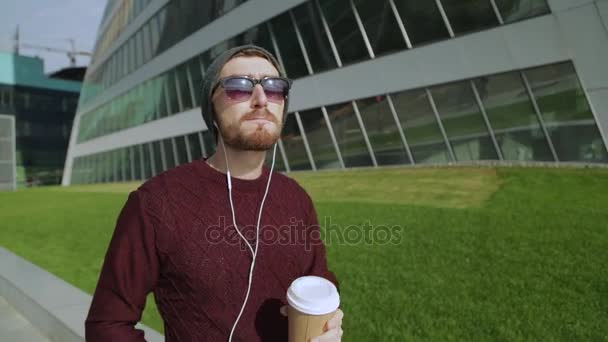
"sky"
0,0,107,73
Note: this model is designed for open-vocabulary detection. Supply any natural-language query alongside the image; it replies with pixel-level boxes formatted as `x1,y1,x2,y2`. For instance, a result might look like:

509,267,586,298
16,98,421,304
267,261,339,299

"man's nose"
250,84,268,108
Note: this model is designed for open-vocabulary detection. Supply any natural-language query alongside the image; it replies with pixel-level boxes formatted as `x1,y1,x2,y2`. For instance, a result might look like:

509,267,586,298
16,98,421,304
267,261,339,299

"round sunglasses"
214,76,292,102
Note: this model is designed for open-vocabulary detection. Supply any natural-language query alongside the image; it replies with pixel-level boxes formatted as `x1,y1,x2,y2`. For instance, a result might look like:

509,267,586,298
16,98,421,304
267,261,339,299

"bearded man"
85,45,343,342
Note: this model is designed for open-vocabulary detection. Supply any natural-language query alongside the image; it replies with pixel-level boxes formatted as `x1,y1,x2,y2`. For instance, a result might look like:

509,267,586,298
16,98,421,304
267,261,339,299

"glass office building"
0,53,80,187
64,0,608,185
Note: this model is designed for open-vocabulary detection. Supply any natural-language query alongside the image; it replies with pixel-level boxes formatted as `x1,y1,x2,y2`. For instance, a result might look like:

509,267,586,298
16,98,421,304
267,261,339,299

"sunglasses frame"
214,75,293,101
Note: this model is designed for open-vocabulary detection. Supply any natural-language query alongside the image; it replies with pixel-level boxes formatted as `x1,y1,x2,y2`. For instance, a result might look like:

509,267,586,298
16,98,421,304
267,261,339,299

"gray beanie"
200,44,289,144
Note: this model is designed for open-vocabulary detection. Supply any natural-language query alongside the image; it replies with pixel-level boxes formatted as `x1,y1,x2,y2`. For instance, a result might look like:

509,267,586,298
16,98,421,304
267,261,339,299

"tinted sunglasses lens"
223,78,253,100
263,78,289,100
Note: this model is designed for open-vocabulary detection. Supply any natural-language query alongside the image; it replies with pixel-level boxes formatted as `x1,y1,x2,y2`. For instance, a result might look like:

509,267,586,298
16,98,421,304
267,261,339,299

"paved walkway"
0,296,51,342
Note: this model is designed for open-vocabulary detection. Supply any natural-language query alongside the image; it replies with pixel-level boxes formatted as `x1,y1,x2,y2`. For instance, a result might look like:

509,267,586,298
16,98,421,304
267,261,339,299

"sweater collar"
197,158,270,193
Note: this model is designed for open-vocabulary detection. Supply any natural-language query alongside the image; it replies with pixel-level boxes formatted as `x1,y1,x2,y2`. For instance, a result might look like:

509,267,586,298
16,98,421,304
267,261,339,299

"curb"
0,247,163,342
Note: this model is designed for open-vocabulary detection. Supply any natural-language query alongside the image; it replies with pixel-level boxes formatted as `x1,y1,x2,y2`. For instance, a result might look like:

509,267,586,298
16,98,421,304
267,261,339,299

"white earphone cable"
226,142,278,342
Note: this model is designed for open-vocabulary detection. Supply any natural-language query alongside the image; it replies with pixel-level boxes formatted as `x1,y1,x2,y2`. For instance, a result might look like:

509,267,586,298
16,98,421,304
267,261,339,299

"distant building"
64,0,608,185
0,52,81,186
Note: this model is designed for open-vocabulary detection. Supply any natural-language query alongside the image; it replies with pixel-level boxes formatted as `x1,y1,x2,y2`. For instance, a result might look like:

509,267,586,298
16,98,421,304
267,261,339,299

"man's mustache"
240,110,280,124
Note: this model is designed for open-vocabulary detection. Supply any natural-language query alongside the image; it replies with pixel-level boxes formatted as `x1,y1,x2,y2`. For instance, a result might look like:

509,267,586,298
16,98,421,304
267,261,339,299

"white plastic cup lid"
286,276,340,315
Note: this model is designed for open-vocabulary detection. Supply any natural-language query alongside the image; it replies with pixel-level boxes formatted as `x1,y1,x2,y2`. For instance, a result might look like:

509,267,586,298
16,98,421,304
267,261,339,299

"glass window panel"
431,81,498,161
291,3,338,73
142,22,152,63
526,62,608,162
265,144,286,171
281,112,312,170
157,75,169,118
474,72,553,161
149,15,161,56
319,0,369,65
298,109,341,169
119,148,127,182
135,145,148,179
175,135,189,164
176,64,193,110
496,0,550,23
187,58,202,106
152,141,165,172
165,71,179,114
163,138,176,169
187,133,203,160
325,102,374,167
354,0,407,55
441,0,500,35
270,12,309,79
202,130,215,157
356,96,410,165
241,24,274,55
132,144,142,180
136,30,144,69
393,1,450,45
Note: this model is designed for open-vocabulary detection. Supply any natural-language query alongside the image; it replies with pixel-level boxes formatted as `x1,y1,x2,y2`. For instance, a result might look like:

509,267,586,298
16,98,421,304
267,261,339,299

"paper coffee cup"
286,276,340,342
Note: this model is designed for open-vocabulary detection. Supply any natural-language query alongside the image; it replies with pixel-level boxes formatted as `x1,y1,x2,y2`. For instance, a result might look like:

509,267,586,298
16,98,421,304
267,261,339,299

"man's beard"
218,110,282,151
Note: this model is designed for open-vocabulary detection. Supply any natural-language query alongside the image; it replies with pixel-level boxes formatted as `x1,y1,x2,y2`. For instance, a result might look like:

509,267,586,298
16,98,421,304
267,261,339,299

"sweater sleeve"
85,191,160,342
303,196,340,291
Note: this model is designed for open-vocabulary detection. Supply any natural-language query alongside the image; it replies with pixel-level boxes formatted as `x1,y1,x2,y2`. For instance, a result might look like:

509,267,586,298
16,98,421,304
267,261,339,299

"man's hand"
280,306,344,342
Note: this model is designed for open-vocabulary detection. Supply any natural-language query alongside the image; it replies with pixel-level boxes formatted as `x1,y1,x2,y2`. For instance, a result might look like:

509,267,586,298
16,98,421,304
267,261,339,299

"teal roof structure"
0,52,81,93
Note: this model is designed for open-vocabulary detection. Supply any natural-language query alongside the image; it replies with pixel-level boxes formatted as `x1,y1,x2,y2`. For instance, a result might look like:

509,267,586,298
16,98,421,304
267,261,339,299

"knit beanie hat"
200,44,289,143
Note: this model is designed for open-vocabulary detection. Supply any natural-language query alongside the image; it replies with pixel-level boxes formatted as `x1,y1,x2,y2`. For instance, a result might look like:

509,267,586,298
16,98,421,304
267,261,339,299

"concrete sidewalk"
0,295,50,342
0,247,163,342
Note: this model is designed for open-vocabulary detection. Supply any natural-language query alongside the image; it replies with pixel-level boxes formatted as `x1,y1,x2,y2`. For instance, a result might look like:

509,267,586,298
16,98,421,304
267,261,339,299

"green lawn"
1,167,607,340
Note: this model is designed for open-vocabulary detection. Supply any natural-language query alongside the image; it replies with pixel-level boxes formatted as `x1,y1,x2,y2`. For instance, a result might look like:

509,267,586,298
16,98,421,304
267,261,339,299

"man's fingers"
280,305,288,317
326,309,344,330
312,327,343,342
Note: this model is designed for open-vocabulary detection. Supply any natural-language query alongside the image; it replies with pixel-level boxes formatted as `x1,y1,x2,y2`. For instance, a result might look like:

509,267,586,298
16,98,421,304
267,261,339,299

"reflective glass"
440,0,500,34
431,81,498,161
393,0,450,45
149,15,161,56
297,109,341,169
132,143,142,180
175,64,193,110
281,112,312,170
202,130,215,157
291,2,338,73
525,62,608,162
175,135,189,164
152,141,164,172
391,89,451,163
319,0,369,65
356,96,410,165
187,133,203,160
142,22,152,63
241,24,275,56
325,102,374,167
119,148,128,181
354,0,408,55
495,0,550,23
166,71,180,114
270,12,309,78
186,58,203,106
265,143,286,172
474,72,553,161
140,144,152,179
163,138,177,169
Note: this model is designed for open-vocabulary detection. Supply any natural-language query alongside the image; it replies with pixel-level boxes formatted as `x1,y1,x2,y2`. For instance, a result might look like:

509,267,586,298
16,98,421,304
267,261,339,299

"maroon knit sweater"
85,159,338,342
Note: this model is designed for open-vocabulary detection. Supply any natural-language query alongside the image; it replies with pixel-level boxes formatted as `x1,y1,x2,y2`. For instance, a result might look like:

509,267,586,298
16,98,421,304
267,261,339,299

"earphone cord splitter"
225,142,278,342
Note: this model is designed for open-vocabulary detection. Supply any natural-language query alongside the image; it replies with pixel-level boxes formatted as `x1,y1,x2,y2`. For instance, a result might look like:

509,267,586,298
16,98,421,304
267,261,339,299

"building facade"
64,0,608,185
0,53,80,187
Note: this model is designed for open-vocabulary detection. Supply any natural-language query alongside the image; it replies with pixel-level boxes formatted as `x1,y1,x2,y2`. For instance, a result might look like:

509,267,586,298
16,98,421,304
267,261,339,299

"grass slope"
0,167,607,340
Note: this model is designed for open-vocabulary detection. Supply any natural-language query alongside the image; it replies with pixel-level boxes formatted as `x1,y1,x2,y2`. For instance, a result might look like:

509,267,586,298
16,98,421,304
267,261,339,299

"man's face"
212,56,285,151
